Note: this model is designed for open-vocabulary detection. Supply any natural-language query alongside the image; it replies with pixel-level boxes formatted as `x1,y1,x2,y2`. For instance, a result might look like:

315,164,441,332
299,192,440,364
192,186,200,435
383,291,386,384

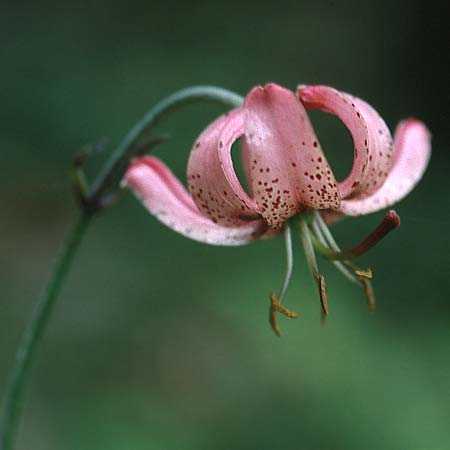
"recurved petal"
244,83,340,228
345,94,393,197
299,85,393,198
124,156,268,246
338,119,431,215
187,109,259,227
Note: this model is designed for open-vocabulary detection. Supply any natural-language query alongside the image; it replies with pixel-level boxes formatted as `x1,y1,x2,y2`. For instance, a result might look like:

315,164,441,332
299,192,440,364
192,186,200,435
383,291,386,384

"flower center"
268,210,400,336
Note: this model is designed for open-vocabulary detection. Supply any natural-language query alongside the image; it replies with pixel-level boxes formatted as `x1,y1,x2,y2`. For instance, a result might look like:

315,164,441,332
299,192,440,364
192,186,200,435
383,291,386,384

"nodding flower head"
124,83,431,335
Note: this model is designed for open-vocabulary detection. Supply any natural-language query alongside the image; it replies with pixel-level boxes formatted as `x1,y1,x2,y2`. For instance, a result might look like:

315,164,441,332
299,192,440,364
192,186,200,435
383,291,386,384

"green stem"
0,213,91,450
0,85,244,450
88,85,243,210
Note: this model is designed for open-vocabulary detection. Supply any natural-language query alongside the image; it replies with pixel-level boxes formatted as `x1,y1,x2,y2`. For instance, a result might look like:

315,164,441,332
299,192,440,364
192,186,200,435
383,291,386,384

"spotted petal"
298,85,393,198
124,156,267,245
187,109,260,227
345,94,393,197
338,119,431,215
244,83,340,228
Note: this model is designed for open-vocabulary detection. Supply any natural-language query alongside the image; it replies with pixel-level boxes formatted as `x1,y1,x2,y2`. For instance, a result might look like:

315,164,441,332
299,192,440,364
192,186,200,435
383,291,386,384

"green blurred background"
1,0,449,449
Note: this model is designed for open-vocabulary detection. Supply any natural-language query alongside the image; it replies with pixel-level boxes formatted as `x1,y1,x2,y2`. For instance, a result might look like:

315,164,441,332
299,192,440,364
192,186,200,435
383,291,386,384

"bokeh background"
1,0,449,449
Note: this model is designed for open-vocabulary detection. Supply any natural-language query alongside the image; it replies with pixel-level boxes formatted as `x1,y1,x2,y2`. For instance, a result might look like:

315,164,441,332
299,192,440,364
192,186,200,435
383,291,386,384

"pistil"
310,210,401,261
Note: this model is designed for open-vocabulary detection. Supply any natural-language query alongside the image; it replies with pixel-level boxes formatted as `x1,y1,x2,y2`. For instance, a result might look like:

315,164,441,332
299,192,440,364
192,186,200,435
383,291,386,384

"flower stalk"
0,86,244,450
87,86,243,213
0,213,91,450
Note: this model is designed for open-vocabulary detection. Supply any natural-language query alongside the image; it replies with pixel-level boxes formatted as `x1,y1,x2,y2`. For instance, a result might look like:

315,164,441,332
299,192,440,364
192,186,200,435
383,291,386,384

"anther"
269,291,298,337
317,275,328,316
359,277,376,312
355,268,373,279
344,261,373,279
318,275,328,326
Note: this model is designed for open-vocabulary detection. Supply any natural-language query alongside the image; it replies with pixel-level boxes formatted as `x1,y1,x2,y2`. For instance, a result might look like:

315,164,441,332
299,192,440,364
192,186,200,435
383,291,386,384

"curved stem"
0,213,91,450
88,86,244,210
1,85,245,450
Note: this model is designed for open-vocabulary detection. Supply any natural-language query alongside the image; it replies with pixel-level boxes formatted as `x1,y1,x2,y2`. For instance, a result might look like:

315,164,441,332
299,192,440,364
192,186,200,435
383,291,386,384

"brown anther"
269,306,281,337
355,268,373,279
317,275,329,316
359,277,376,312
344,261,373,279
269,291,298,336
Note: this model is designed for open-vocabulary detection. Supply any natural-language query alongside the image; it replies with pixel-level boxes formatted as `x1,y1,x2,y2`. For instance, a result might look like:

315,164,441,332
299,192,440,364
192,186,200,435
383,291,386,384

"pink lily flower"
123,83,430,334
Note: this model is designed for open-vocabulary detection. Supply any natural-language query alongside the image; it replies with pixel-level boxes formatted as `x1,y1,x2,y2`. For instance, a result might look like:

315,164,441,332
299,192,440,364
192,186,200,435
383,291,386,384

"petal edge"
299,85,393,198
338,119,431,215
124,156,267,246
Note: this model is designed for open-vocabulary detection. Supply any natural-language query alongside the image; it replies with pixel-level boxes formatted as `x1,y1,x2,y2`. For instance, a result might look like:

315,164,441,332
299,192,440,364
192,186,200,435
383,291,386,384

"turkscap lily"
123,83,431,335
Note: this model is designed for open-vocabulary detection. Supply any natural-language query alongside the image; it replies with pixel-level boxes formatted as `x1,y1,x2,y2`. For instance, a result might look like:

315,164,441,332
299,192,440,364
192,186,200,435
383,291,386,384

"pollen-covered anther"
359,277,376,312
317,275,329,316
345,261,373,279
270,291,298,317
317,275,328,327
269,291,298,337
355,268,373,279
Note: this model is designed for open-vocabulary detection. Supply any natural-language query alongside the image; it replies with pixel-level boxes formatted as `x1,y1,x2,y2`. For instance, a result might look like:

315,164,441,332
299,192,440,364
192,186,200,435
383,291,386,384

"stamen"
313,212,374,280
269,224,297,336
344,261,373,279
269,292,298,337
313,211,376,312
298,215,329,321
278,224,293,301
318,275,328,315
270,292,298,317
355,268,373,278
310,210,401,261
311,218,361,286
359,277,376,312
